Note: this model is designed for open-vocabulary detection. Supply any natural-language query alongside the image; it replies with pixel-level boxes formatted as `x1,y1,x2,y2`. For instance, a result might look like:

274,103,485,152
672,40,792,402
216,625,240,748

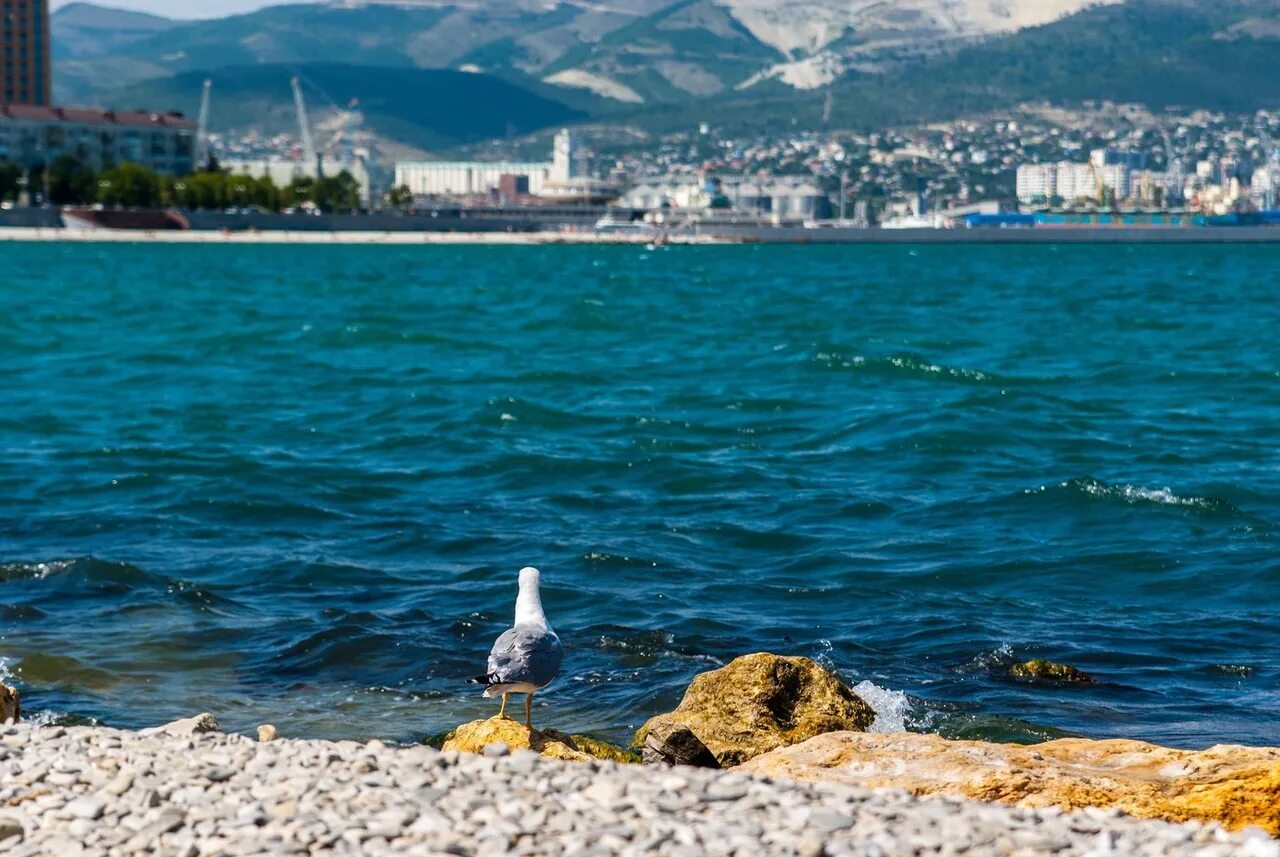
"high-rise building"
1,0,52,106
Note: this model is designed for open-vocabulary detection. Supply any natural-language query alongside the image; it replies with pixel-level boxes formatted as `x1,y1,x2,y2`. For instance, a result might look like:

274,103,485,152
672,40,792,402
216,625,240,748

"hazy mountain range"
51,0,1280,153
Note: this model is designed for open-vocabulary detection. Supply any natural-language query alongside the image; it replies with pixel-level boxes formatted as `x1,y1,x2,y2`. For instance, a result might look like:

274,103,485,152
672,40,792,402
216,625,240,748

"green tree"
48,155,98,206
97,163,161,208
385,184,413,210
314,171,361,213
0,163,21,202
282,176,316,210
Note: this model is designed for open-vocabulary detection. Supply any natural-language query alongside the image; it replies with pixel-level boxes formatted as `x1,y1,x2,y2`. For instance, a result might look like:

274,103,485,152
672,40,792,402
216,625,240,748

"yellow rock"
740,731,1280,835
1,683,18,724
442,717,635,763
635,653,875,768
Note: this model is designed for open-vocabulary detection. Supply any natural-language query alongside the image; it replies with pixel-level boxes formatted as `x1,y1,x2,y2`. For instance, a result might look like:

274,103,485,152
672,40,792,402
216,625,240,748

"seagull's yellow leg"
498,692,510,720
524,692,535,730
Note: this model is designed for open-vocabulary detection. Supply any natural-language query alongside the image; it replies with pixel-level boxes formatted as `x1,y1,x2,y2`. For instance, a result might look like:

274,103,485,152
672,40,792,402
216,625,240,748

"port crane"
195,79,212,170
291,76,320,179
1161,129,1184,206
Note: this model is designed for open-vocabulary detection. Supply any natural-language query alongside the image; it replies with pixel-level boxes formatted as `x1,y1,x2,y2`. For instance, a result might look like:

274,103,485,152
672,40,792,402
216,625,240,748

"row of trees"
0,156,363,213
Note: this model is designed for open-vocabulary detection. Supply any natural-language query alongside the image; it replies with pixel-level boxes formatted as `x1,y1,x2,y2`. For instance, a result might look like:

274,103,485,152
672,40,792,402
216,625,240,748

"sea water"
0,242,1276,747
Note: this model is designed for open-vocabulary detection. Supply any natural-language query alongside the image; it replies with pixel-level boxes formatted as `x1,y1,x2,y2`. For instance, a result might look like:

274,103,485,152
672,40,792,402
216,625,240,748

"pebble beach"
1,720,1276,857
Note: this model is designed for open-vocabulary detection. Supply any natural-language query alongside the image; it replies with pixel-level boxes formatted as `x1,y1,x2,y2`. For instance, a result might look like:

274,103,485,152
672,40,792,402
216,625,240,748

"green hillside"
56,0,1280,145
105,64,594,152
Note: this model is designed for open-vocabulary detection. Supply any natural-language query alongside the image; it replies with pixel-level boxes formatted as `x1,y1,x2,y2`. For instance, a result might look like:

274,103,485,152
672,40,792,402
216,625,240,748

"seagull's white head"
515,566,549,630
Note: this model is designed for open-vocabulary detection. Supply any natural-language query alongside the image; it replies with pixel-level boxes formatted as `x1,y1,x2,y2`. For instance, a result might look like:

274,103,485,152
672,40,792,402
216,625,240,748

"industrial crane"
1161,129,1184,207
195,79,212,170
291,76,320,179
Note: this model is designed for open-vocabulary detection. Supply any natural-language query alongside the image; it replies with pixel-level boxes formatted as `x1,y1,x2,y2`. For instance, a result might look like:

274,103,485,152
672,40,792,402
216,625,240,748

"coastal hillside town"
210,105,1280,224
1,0,1278,227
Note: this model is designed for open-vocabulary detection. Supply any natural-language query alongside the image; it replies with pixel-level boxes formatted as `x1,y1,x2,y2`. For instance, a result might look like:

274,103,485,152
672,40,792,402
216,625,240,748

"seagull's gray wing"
486,623,564,688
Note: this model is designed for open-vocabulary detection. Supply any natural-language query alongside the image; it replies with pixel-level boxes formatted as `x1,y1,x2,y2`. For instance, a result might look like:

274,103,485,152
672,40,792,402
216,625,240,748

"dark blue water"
1,242,1276,748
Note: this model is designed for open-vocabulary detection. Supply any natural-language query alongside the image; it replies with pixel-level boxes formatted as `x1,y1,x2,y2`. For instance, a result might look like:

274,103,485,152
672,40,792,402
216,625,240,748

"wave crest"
1027,478,1239,515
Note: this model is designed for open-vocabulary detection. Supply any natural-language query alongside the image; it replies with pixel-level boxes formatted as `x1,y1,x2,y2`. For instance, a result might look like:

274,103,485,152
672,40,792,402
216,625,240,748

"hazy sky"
51,0,293,18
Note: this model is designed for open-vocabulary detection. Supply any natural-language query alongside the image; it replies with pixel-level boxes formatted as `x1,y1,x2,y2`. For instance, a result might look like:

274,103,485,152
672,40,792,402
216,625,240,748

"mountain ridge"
51,0,1117,105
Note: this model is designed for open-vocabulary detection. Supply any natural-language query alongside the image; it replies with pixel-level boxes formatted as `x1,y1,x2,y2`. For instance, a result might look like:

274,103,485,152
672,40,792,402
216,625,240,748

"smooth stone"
141,714,221,737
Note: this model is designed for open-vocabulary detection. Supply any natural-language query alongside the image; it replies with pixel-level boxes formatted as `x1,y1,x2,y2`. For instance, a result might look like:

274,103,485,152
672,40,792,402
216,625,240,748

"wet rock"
1010,659,1097,684
257,724,279,743
641,721,721,769
635,653,874,767
740,731,1280,835
0,683,17,724
142,713,221,737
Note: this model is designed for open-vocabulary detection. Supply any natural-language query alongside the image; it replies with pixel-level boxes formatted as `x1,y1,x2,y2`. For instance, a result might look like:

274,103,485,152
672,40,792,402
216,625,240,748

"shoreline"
1,720,1273,857
5,225,1280,245
0,227,719,245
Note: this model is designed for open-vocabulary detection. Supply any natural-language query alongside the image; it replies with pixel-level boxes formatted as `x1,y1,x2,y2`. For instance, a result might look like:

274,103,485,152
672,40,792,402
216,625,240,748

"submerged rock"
1010,659,1097,684
443,717,635,763
635,653,874,768
0,683,18,724
741,731,1280,835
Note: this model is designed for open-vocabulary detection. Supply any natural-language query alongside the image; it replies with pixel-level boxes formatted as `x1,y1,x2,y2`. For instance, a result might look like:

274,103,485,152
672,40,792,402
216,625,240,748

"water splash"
852,680,914,733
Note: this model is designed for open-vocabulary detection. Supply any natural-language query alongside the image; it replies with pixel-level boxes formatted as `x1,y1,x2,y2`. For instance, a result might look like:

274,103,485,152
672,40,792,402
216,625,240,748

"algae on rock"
1010,659,1097,684
444,717,636,763
635,652,874,768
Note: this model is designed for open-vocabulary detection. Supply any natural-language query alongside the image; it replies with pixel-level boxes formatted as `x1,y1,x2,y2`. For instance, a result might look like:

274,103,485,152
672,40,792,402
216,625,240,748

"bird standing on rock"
469,567,563,729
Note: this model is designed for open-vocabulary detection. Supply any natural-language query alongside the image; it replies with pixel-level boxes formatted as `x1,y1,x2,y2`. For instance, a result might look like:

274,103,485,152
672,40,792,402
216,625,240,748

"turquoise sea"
0,242,1276,747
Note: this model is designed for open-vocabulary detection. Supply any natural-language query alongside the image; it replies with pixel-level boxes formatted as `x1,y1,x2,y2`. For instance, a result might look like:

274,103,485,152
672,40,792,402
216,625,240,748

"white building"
1097,164,1131,200
1015,164,1057,203
621,173,828,221
1251,166,1279,209
393,129,595,200
1057,163,1096,202
394,159,553,198
551,128,587,183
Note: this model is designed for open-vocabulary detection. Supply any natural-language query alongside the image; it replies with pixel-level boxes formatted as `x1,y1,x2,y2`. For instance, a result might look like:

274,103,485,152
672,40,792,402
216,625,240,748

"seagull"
469,567,563,729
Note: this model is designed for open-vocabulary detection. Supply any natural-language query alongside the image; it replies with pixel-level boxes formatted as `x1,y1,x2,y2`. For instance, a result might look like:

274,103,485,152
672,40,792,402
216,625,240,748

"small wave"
0,559,79,582
812,351,995,384
592,629,722,666
852,680,915,734
957,643,1016,675
15,653,118,691
1027,478,1239,515
1209,664,1256,678
0,557,161,588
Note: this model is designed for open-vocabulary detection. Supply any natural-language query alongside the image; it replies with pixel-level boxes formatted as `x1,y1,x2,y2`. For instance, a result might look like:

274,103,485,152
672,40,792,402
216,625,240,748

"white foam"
852,680,913,734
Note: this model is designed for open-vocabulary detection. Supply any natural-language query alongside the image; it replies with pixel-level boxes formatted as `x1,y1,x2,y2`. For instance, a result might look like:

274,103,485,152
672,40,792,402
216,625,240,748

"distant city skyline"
51,0,292,18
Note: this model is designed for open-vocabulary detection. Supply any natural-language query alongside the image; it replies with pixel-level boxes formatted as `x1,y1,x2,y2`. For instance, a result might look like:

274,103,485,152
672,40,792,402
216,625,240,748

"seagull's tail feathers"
469,673,508,698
